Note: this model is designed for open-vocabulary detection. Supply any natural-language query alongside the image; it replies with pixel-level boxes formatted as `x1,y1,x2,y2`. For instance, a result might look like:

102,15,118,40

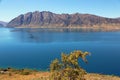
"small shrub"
20,69,31,75
20,71,30,75
49,50,90,80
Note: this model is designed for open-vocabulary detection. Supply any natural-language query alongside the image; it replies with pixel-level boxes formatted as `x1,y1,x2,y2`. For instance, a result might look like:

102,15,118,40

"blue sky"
0,0,120,22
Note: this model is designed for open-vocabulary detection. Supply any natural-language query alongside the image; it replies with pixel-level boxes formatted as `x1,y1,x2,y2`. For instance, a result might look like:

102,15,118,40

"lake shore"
0,68,120,80
12,25,120,32
0,72,120,80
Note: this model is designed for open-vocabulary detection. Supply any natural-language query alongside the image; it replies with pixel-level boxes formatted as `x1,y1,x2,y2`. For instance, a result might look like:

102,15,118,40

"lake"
0,27,120,76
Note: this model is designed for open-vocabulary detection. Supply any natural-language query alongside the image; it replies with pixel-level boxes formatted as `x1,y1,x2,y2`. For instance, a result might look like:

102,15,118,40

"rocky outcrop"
7,11,120,31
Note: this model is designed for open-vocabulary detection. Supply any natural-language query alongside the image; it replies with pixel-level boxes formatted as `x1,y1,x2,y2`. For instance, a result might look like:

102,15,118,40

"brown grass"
85,73,120,80
0,72,49,80
0,72,120,80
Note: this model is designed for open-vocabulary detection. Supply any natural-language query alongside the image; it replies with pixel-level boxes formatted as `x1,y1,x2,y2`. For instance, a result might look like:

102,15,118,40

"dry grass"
0,72,120,80
85,73,120,80
0,72,49,80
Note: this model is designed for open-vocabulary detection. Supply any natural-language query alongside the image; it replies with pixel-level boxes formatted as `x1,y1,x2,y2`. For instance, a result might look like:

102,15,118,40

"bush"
20,69,31,75
20,71,30,75
49,50,90,80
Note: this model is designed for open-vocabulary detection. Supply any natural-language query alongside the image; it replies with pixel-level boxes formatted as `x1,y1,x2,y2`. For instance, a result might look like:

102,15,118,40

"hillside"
0,23,4,27
0,21,7,27
7,11,120,31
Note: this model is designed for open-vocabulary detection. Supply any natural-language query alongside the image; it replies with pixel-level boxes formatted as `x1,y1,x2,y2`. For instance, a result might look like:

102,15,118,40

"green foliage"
50,50,90,80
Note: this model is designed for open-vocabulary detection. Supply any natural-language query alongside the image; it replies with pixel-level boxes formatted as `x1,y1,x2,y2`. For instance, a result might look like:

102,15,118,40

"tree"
50,50,90,80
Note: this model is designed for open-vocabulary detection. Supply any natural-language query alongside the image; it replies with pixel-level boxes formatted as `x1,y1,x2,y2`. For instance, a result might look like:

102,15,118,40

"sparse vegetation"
0,67,37,75
49,50,90,80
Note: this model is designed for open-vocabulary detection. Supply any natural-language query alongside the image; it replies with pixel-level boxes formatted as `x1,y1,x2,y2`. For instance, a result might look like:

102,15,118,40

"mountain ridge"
7,11,120,31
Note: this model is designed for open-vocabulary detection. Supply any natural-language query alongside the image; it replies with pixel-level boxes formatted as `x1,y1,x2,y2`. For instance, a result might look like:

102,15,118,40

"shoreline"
0,68,120,80
5,27,120,32
0,67,120,76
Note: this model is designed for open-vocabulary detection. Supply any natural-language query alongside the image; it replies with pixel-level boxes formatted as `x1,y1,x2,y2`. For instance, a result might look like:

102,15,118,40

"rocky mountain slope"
7,11,120,31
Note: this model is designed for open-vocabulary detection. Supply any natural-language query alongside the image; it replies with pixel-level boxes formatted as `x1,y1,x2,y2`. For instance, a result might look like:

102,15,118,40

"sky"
0,0,120,22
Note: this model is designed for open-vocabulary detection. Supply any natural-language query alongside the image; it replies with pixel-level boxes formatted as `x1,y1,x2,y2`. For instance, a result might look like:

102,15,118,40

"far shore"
9,26,120,32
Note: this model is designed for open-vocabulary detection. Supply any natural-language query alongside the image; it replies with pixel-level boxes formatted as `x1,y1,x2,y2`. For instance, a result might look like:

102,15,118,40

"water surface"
0,27,120,76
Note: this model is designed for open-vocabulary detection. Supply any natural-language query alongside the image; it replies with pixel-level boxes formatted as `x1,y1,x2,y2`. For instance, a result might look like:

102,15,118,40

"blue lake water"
0,27,120,76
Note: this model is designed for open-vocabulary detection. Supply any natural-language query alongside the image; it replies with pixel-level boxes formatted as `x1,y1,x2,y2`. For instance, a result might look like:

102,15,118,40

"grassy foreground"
0,68,120,80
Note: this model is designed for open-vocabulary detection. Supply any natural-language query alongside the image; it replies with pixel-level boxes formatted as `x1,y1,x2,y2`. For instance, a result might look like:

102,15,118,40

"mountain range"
7,11,120,31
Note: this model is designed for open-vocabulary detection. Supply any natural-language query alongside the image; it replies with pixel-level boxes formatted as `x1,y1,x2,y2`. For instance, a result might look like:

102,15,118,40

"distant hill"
0,24,4,27
7,11,120,31
0,21,7,27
